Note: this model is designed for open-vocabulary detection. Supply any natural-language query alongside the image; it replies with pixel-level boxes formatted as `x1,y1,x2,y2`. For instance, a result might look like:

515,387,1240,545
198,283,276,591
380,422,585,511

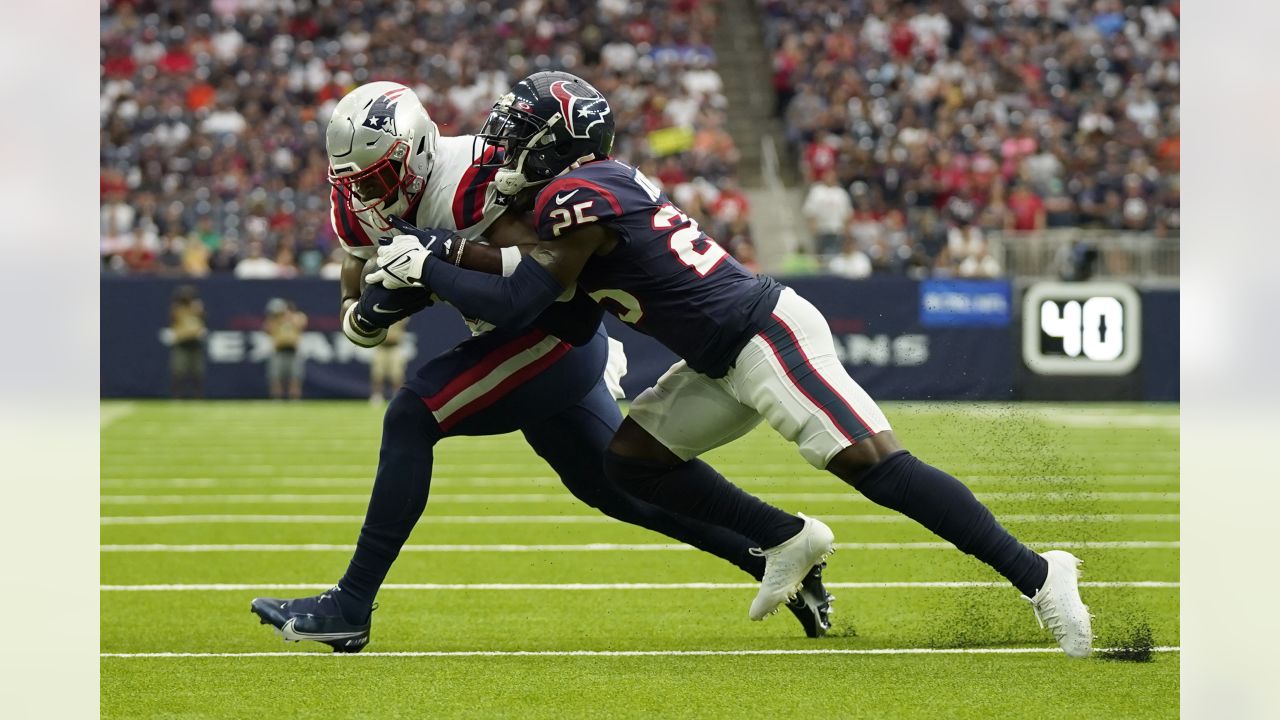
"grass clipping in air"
1098,619,1156,662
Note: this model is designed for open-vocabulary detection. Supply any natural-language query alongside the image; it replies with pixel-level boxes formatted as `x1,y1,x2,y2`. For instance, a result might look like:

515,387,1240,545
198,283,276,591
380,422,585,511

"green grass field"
101,400,1179,718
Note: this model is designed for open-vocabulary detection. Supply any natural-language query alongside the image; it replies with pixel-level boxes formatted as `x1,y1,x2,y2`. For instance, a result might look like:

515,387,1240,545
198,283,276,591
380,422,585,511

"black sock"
336,389,440,622
604,451,804,549
853,451,1048,597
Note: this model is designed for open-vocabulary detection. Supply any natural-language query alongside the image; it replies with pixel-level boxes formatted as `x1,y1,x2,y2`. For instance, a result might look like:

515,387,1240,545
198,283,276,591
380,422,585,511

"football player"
250,82,834,652
368,72,1093,658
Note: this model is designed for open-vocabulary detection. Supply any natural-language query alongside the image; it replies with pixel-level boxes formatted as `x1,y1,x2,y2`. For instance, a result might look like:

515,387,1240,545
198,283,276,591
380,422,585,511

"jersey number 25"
651,204,728,277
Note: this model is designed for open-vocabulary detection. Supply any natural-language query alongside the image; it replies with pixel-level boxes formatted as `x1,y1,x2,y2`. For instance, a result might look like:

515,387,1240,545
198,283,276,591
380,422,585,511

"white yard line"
99,474,1180,489
100,581,1180,592
99,540,1179,553
101,646,1181,659
99,512,1181,526
1022,409,1180,429
100,462,1179,476
98,491,1181,505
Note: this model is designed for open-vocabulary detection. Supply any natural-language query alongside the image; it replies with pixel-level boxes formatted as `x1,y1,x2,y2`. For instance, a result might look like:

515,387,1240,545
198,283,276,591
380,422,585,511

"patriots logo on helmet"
362,91,402,135
549,81,610,140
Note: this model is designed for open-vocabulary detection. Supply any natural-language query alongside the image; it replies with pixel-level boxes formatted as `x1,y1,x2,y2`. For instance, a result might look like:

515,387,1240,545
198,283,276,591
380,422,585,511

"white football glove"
365,231,454,290
365,234,428,290
343,302,387,348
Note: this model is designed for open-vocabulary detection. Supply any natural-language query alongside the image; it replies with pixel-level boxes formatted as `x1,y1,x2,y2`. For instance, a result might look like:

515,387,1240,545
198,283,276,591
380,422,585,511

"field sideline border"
98,540,1180,552
98,491,1180,504
99,513,1181,525
100,647,1182,659
100,580,1179,591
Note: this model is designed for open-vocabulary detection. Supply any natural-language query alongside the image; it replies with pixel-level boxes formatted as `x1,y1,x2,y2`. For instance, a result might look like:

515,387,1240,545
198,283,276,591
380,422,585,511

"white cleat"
749,514,835,621
1027,550,1094,658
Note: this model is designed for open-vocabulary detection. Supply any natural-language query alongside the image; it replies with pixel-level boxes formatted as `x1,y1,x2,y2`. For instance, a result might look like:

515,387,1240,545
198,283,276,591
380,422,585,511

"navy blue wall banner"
101,276,1174,401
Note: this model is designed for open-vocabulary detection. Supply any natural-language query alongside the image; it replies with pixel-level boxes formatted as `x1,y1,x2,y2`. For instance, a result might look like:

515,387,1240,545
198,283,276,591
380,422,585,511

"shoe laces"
1027,595,1064,639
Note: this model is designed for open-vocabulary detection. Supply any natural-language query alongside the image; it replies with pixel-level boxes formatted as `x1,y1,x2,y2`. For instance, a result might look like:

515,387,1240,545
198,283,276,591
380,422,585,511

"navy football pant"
337,326,764,615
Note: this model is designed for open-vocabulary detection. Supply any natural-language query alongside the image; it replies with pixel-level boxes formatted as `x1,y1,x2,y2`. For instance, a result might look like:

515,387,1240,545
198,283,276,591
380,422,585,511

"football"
359,255,379,293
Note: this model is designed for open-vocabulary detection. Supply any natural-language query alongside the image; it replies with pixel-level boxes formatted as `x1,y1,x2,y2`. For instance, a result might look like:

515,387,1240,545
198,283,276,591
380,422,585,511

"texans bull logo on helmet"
362,88,406,135
550,80,610,139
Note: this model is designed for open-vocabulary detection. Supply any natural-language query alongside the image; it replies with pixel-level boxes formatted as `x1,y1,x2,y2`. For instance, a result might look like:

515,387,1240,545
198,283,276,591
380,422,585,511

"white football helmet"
326,82,439,232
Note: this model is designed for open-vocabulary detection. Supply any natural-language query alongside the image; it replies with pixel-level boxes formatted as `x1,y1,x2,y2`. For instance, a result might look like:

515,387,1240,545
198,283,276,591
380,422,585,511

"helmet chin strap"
494,168,530,196
563,154,599,173
496,152,600,196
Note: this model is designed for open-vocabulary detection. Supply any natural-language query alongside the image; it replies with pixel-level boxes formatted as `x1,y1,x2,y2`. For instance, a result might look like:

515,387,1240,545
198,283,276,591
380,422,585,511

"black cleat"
250,587,372,653
786,562,835,638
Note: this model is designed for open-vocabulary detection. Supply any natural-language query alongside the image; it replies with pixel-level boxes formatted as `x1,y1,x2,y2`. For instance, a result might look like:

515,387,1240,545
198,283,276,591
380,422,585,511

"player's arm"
370,214,608,330
525,284,605,345
423,224,608,329
340,252,366,314
442,211,605,344
431,210,536,277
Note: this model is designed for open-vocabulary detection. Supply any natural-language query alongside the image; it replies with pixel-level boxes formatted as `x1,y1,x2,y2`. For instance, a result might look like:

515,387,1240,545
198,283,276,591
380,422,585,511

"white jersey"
329,135,506,260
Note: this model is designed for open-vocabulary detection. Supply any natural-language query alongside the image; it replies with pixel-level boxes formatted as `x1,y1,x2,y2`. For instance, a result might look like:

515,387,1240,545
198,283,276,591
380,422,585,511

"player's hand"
355,283,434,330
366,234,431,290
364,215,456,289
343,301,388,348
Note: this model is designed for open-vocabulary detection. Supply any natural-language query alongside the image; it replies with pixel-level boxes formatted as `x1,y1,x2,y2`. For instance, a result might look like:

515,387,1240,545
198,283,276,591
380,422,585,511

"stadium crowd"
101,0,1179,282
764,0,1179,278
100,0,750,278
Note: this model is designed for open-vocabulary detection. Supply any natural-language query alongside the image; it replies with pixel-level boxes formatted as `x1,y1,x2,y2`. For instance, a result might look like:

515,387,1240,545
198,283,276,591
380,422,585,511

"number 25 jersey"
533,159,782,378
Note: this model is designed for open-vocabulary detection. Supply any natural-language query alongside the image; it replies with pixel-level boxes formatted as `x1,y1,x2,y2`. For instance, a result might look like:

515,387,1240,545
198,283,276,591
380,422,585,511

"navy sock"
336,389,440,622
524,401,766,580
604,450,804,549
853,451,1048,597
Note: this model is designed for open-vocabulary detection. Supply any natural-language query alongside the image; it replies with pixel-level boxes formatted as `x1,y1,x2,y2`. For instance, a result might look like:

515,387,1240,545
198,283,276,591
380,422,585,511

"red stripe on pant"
423,330,550,412
436,340,572,432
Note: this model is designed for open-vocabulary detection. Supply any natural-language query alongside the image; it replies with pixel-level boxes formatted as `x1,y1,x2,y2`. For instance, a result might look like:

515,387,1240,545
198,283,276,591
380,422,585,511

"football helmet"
475,71,615,196
326,82,439,232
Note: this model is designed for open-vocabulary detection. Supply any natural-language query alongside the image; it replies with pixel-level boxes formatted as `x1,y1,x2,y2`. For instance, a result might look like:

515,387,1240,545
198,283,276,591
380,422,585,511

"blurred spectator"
234,241,280,279
319,248,346,280
828,238,873,279
731,239,761,273
182,233,211,276
296,238,327,276
155,234,186,277
370,320,410,404
210,237,242,274
121,228,157,274
1006,182,1046,232
957,243,1002,279
168,285,206,399
264,298,307,400
802,170,854,257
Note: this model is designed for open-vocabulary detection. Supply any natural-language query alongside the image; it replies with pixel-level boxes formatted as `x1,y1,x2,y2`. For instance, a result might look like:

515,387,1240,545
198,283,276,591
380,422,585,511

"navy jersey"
533,159,781,378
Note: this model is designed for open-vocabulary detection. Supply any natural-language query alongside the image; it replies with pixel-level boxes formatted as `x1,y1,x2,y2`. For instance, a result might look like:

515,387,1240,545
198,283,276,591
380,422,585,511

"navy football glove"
354,282,434,330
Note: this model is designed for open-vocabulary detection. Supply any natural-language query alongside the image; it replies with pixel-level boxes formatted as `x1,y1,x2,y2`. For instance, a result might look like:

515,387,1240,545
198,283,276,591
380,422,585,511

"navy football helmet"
476,71,615,196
